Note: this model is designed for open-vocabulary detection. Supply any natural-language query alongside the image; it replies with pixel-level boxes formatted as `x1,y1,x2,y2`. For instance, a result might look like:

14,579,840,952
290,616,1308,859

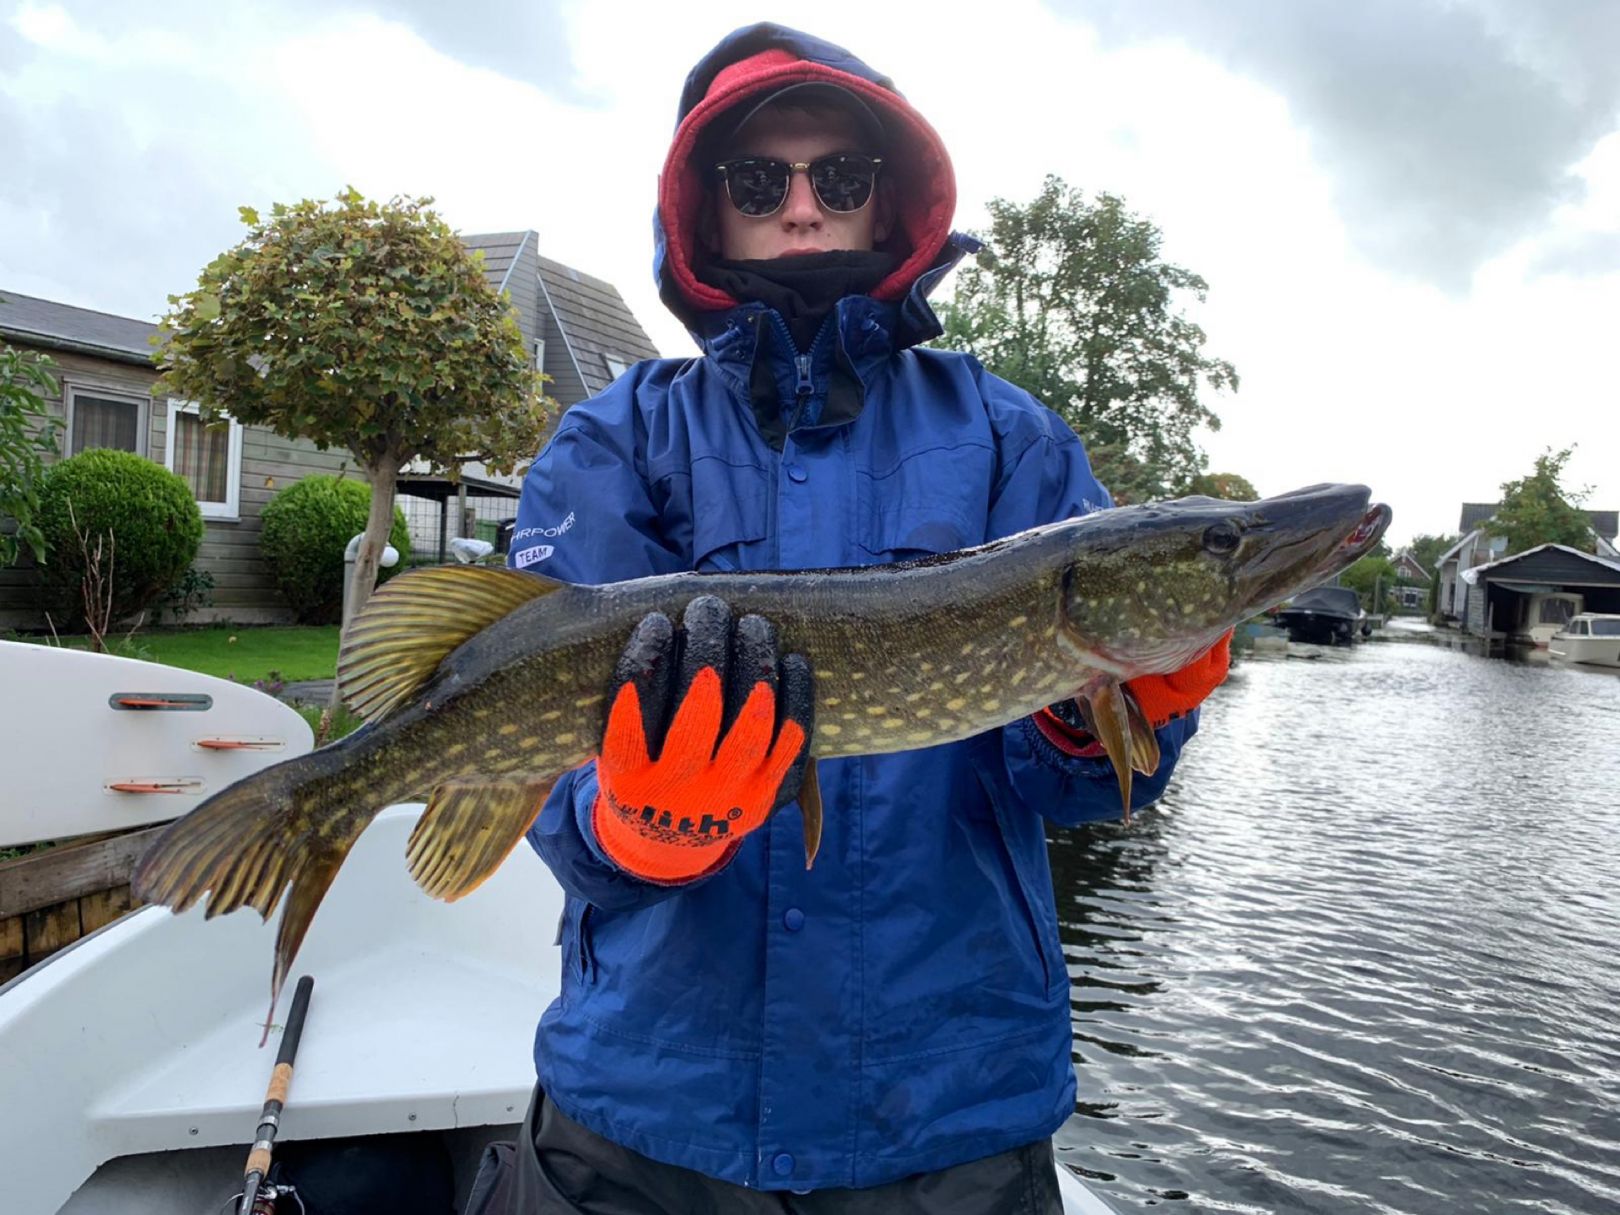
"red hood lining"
658,53,955,316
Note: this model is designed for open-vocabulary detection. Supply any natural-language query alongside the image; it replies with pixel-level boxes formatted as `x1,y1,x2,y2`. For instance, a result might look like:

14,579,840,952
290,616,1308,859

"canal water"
1052,629,1620,1214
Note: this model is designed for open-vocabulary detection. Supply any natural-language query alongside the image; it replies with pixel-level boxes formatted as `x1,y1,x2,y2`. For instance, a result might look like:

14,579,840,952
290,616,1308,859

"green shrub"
259,476,412,623
35,449,204,630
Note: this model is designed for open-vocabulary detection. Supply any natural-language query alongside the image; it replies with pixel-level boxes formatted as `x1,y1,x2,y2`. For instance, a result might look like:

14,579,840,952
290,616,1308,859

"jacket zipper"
769,310,837,433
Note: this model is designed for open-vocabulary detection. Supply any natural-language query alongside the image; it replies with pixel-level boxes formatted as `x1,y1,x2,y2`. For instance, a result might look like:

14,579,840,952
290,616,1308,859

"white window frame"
603,354,629,380
164,398,243,520
63,381,149,457
534,338,546,370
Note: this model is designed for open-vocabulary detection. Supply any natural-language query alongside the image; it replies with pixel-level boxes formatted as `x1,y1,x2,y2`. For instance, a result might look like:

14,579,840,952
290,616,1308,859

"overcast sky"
4,0,1618,547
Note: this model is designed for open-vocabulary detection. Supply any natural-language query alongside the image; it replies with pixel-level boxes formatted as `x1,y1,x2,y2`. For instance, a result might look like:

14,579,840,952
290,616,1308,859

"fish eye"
1202,521,1241,556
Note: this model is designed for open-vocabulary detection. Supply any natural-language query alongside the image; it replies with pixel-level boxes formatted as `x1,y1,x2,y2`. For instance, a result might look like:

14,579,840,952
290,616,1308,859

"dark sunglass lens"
810,156,876,212
725,160,789,217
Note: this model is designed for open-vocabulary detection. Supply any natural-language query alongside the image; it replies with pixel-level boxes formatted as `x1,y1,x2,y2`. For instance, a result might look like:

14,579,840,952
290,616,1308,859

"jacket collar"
692,231,982,448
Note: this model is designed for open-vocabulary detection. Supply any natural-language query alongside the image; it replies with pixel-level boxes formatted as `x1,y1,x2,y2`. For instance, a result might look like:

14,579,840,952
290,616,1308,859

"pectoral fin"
408,774,556,900
799,758,823,869
1074,679,1160,825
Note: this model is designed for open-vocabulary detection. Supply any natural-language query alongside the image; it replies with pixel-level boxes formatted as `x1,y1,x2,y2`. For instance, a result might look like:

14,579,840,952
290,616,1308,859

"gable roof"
1460,543,1620,587
1460,501,1618,541
462,231,662,405
0,289,159,366
1393,551,1430,579
1436,530,1480,567
5,233,662,404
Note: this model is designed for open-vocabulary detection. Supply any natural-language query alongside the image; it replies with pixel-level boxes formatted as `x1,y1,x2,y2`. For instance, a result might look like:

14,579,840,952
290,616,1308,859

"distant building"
1457,545,1620,643
0,230,660,627
1391,550,1430,584
1435,503,1618,628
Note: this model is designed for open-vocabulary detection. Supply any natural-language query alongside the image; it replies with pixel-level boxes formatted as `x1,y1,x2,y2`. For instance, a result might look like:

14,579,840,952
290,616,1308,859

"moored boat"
1548,613,1620,669
1273,585,1367,646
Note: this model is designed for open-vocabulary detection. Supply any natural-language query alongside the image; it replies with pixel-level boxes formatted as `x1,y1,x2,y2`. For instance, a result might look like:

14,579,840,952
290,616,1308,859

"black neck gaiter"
698,250,897,352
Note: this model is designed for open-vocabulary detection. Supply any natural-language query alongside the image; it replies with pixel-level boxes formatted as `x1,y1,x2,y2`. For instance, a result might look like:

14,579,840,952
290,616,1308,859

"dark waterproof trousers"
467,1085,1063,1214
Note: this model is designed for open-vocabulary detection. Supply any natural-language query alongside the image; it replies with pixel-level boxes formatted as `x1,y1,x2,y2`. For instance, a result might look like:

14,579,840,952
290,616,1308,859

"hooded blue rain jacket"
508,23,1197,1193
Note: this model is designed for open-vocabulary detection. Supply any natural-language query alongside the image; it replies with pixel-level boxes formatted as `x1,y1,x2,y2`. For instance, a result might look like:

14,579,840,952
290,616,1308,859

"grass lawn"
9,625,341,683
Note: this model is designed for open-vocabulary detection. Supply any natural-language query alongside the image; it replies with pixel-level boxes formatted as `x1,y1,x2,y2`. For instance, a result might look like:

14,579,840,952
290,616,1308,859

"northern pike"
133,483,1389,1033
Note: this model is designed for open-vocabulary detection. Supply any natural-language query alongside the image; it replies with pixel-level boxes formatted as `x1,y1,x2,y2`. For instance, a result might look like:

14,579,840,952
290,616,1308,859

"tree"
1341,552,1397,614
0,342,62,569
1485,447,1592,555
936,176,1237,501
1183,471,1258,501
1405,532,1457,578
157,190,552,639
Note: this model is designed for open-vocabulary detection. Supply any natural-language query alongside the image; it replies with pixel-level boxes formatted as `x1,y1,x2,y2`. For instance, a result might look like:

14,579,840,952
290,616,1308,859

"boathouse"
1458,545,1620,641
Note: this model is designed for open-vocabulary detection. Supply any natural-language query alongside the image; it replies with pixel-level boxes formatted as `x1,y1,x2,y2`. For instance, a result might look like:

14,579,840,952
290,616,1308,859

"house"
0,231,660,628
397,231,661,559
1457,545,1620,641
1391,550,1430,585
1435,503,1618,627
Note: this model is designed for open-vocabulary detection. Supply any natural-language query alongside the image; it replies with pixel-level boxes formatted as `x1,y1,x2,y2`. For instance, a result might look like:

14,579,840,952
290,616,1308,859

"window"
604,355,629,380
65,385,147,455
534,339,546,371
1538,598,1578,626
1593,619,1620,637
165,399,243,519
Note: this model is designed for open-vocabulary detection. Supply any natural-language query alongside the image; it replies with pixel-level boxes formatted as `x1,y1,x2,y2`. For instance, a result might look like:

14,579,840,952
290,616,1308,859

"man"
501,23,1228,1213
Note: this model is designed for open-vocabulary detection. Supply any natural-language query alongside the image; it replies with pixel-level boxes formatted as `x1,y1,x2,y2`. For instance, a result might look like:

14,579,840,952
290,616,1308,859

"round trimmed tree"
156,189,552,643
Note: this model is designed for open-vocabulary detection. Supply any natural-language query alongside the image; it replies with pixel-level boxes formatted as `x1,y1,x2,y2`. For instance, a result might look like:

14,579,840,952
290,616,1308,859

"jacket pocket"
690,479,768,572
858,443,991,562
985,793,1063,1000
859,500,979,563
562,897,594,986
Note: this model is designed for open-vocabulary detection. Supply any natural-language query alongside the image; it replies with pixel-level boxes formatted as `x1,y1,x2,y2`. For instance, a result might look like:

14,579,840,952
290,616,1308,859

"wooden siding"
536,254,662,400
4,243,662,625
0,341,359,628
1479,546,1620,588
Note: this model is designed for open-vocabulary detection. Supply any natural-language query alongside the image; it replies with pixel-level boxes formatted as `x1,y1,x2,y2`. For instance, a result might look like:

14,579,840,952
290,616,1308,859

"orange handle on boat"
106,779,202,794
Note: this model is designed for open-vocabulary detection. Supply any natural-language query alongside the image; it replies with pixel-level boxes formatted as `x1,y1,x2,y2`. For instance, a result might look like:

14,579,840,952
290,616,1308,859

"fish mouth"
1330,503,1393,567
1236,485,1391,609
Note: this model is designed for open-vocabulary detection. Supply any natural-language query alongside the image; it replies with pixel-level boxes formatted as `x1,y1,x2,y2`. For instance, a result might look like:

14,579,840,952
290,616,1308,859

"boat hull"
1548,637,1620,668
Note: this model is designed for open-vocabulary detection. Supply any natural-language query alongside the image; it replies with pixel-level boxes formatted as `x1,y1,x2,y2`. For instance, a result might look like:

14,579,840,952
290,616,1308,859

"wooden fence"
0,823,167,983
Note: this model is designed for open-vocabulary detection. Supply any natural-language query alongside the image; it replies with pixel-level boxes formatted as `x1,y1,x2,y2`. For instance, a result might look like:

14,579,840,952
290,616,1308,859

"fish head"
1057,484,1392,675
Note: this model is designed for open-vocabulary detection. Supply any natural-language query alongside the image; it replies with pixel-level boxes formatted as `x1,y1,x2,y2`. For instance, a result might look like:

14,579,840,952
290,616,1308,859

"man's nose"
780,168,823,227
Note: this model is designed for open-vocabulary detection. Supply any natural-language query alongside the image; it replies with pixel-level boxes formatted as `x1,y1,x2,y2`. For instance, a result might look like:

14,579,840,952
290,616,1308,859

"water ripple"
1055,639,1620,1213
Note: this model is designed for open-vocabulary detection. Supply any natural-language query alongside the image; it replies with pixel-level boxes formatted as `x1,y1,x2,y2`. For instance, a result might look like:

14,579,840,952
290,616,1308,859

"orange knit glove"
1125,630,1233,727
1033,630,1233,755
591,596,815,884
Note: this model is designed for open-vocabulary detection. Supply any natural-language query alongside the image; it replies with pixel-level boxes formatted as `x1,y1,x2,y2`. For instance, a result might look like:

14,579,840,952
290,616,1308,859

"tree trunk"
332,462,401,709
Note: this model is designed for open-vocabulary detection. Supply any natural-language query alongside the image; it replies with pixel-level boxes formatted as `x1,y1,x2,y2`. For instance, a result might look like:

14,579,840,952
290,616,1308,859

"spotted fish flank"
132,485,1390,1034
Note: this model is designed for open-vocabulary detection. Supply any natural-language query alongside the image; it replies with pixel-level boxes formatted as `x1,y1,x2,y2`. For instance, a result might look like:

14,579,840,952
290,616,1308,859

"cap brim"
719,81,887,152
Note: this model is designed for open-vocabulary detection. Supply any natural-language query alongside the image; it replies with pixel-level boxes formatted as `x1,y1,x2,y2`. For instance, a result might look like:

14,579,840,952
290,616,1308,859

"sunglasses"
714,154,883,218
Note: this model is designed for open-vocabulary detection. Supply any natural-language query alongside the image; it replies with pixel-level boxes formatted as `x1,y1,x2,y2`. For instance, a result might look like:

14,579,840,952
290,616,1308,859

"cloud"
1527,231,1620,278
0,3,344,320
1053,0,1620,291
361,0,590,104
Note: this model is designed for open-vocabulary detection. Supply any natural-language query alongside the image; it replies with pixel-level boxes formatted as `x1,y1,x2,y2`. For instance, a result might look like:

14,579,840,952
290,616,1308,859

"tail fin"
131,770,360,1043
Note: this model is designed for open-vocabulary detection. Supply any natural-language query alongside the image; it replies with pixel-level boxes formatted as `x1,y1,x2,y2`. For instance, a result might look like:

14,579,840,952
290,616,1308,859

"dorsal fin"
338,565,563,721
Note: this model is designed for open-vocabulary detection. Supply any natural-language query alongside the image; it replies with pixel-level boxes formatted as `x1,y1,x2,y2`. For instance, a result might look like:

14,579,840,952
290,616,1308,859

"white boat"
0,645,1117,1214
1514,591,1584,648
1548,612,1620,668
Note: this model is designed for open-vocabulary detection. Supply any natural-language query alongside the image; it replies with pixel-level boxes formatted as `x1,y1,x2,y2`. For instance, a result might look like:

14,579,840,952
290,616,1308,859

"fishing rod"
235,974,315,1215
